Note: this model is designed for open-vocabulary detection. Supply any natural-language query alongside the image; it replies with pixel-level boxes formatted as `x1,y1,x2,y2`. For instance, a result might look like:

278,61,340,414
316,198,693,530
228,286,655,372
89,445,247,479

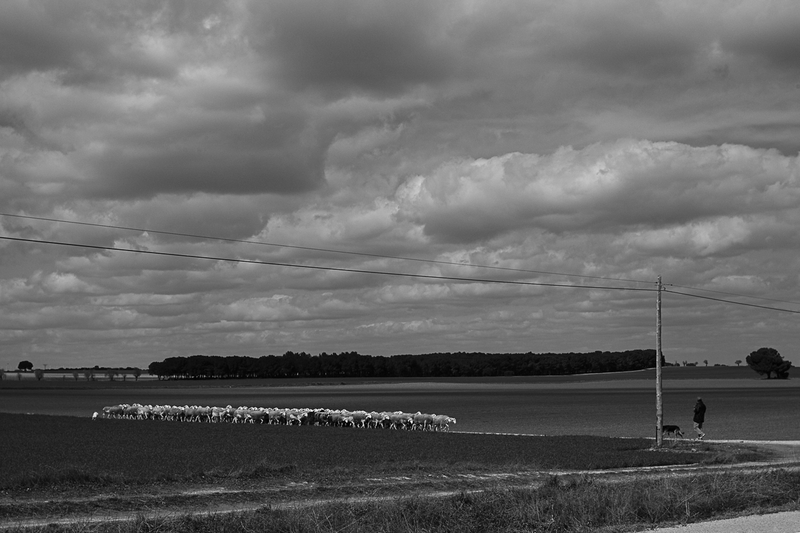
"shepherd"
693,397,706,440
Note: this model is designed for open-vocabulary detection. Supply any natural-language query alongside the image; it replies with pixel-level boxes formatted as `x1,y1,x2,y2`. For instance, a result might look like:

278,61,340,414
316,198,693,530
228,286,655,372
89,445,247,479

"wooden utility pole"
655,276,663,447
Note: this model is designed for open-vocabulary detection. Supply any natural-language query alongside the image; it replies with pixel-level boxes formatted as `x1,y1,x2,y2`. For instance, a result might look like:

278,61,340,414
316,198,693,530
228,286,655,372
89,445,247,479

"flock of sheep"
97,403,457,431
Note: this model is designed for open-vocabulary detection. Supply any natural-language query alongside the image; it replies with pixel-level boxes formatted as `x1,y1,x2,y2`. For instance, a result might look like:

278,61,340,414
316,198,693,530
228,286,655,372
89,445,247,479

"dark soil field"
1,412,721,491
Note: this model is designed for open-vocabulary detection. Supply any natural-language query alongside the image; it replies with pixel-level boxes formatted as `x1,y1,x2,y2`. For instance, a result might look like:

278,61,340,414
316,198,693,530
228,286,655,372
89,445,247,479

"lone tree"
746,347,792,379
17,360,33,371
735,359,742,367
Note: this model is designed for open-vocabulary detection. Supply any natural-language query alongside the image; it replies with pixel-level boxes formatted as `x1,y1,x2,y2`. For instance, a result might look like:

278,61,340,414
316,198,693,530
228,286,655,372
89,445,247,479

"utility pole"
655,276,663,447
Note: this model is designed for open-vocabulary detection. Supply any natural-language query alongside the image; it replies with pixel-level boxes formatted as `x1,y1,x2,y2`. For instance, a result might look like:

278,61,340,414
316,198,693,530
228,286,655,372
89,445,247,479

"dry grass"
31,470,799,533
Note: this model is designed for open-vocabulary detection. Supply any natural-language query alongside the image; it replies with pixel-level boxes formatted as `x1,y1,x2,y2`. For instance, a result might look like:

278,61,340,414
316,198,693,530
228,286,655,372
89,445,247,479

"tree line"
4,363,144,381
147,349,660,380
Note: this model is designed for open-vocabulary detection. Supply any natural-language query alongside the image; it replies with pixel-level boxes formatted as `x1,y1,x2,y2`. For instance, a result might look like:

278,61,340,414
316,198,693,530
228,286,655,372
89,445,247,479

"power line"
4,215,797,314
664,288,800,314
0,212,653,286
0,235,656,292
3,234,797,317
668,282,800,307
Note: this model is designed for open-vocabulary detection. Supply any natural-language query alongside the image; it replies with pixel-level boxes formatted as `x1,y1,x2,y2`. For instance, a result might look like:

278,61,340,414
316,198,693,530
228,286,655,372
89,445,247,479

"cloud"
218,296,308,322
719,2,800,70
541,1,702,76
249,0,461,96
0,0,184,84
0,1,330,205
4,0,800,211
40,272,95,294
624,217,754,257
2,1,800,366
1,74,328,202
393,140,800,242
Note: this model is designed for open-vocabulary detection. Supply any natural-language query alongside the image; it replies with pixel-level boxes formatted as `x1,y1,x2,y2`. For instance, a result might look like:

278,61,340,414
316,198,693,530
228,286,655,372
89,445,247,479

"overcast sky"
2,0,799,370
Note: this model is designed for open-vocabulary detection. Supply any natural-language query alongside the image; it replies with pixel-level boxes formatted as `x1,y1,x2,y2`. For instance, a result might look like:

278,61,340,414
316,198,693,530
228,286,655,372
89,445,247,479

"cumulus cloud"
3,0,800,209
392,140,800,242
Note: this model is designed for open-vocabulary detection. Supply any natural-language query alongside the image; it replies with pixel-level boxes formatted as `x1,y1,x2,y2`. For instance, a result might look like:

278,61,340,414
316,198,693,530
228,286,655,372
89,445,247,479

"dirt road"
646,510,800,533
2,440,799,531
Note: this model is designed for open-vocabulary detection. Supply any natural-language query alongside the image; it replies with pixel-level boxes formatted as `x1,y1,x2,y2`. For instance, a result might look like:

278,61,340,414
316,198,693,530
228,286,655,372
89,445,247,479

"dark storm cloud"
721,9,800,70
0,107,39,145
0,0,340,200
0,1,104,79
85,137,326,199
544,2,700,76
116,195,271,242
0,0,181,84
74,88,332,198
251,0,460,96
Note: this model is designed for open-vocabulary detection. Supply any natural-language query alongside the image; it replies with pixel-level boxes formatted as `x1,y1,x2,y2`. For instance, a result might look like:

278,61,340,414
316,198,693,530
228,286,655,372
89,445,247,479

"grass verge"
7,470,799,533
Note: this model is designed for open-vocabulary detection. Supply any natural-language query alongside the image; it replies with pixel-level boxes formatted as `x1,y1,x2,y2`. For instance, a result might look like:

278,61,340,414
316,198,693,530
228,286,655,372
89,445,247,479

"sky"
1,0,799,370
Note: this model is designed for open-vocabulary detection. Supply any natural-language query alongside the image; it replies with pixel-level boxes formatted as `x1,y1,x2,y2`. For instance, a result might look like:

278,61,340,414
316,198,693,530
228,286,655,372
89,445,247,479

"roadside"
645,510,800,533
638,440,800,533
3,440,800,531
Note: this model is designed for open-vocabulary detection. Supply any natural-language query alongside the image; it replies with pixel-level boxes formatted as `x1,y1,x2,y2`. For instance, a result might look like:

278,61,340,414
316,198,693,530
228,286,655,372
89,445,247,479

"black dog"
662,425,684,438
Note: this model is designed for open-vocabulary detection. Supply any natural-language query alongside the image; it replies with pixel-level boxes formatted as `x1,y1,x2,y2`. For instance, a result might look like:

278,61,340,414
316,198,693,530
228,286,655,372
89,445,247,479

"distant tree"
105,370,117,381
746,347,792,379
132,368,142,381
735,360,742,367
703,359,708,367
17,360,33,371
83,369,93,381
72,371,79,381
33,369,44,381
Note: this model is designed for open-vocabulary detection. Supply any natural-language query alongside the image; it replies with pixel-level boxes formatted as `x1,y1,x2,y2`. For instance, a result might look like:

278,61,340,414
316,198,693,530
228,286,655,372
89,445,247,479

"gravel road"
645,510,800,533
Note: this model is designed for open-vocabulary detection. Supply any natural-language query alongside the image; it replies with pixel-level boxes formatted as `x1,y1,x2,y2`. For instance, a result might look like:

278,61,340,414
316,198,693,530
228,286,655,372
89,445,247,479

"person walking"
693,397,706,440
